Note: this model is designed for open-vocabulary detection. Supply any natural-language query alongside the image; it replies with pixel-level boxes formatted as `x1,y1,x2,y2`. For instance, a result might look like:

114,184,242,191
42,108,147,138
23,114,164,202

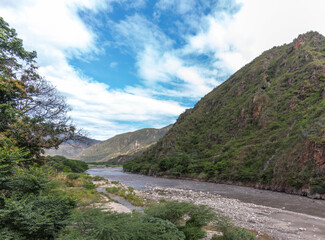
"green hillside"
76,125,172,162
124,32,325,198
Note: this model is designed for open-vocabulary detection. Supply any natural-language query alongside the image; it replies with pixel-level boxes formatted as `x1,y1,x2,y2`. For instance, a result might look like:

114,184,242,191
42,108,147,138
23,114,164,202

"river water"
87,167,325,218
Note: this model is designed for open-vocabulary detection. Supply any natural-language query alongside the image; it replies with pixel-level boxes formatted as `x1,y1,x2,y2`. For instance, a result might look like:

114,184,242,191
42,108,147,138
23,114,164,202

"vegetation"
105,184,151,207
87,161,122,168
0,17,79,161
46,155,88,173
0,140,97,239
60,201,256,240
0,17,87,239
0,145,73,239
124,32,325,195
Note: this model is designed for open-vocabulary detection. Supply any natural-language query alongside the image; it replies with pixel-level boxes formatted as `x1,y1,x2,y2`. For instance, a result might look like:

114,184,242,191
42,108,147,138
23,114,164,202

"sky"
0,0,325,140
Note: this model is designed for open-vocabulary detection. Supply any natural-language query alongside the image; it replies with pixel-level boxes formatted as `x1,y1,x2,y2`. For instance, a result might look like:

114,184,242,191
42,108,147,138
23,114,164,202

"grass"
50,172,107,206
105,183,153,207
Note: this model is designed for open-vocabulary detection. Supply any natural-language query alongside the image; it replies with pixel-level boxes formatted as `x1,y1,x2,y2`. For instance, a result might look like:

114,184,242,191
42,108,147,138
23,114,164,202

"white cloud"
38,53,185,140
110,62,118,68
113,14,220,99
112,14,173,51
0,0,185,140
136,47,219,98
110,0,325,112
155,0,196,14
2,0,325,140
185,0,325,73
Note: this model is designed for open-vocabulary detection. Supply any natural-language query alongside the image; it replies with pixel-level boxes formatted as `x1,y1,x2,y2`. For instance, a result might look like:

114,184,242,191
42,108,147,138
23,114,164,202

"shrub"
218,227,257,240
66,173,81,181
46,155,88,173
60,208,185,240
106,186,121,194
82,181,96,190
145,201,217,240
91,175,106,181
0,193,75,240
3,166,50,198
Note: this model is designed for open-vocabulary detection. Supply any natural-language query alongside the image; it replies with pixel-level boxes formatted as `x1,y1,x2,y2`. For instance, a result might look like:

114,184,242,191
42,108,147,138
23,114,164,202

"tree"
0,17,77,161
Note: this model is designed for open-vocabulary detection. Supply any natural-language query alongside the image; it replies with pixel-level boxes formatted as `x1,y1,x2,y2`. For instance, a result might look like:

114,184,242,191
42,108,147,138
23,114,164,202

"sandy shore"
141,186,325,240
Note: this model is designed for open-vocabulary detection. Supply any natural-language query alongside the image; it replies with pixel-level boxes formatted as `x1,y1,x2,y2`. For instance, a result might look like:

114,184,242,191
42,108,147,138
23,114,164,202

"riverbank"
91,175,325,240
87,168,325,218
88,168,325,239
144,173,325,200
141,186,325,240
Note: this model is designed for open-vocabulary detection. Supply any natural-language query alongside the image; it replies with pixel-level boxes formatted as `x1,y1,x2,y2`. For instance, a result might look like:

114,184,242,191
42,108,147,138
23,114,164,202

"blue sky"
1,0,325,140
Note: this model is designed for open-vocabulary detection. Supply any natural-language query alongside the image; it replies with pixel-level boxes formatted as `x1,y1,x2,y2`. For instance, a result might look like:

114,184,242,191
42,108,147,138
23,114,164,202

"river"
87,167,325,218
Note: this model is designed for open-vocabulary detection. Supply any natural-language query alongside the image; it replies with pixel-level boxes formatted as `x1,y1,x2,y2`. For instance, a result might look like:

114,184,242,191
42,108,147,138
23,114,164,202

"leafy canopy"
0,17,77,161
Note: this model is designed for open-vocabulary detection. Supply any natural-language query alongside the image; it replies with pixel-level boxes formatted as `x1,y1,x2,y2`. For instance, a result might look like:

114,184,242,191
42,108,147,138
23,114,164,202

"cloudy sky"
0,0,324,140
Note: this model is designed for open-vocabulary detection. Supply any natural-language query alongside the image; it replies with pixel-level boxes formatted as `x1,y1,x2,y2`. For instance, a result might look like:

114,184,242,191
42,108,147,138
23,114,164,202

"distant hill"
76,125,173,162
45,136,100,159
124,32,325,198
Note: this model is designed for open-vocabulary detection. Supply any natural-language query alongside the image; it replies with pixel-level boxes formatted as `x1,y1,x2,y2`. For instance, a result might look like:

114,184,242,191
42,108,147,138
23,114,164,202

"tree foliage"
46,155,88,173
0,148,76,240
0,17,76,161
0,17,79,240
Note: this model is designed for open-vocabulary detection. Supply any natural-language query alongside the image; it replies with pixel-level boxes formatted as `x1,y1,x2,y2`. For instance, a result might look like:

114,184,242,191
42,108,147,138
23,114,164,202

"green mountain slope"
124,32,325,198
76,125,172,162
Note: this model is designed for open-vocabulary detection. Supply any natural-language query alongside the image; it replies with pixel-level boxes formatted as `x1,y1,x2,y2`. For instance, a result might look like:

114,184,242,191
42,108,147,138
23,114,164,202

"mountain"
45,136,100,159
124,32,325,198
76,125,173,162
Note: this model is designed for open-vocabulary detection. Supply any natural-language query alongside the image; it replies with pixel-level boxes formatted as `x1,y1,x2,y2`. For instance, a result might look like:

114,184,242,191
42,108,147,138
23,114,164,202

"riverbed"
87,167,325,218
88,167,325,240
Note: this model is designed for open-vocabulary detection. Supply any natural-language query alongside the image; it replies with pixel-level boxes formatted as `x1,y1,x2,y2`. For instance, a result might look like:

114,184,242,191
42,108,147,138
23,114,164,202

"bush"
145,201,215,226
66,173,81,181
0,140,29,180
82,181,96,190
310,177,325,194
106,186,121,194
60,208,185,240
218,227,257,240
0,228,25,240
46,155,88,173
0,193,75,240
145,201,217,240
91,175,106,181
0,150,77,240
3,166,50,199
